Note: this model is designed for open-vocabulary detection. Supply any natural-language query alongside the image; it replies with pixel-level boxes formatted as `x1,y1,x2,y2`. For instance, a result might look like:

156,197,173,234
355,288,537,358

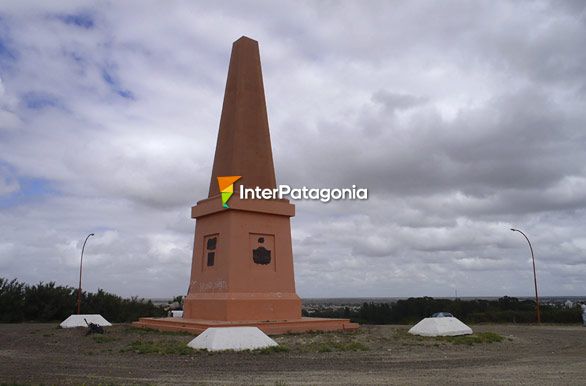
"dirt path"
1,323,584,385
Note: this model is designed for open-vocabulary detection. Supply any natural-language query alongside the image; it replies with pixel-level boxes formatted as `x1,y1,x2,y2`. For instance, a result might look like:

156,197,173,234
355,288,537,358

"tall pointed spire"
208,36,277,197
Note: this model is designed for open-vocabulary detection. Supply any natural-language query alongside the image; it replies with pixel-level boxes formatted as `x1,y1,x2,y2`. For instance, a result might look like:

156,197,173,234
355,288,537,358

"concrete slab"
60,314,112,328
187,327,277,351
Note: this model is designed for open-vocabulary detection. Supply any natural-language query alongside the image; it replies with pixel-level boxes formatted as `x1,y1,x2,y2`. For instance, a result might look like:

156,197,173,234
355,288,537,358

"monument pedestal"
182,292,302,321
134,195,358,334
183,195,302,321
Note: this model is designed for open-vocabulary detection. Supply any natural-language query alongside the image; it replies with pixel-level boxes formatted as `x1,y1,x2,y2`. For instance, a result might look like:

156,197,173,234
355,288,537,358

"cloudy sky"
1,0,585,299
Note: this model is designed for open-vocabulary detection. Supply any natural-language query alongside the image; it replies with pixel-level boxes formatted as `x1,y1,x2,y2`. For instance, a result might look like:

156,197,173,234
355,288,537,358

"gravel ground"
0,323,585,385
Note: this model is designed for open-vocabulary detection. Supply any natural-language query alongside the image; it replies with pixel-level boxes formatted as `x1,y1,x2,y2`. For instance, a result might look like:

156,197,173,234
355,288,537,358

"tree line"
0,277,166,323
305,296,582,324
2,277,581,325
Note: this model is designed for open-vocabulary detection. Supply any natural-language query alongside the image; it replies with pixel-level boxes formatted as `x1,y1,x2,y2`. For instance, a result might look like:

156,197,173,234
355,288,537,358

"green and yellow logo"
217,176,241,208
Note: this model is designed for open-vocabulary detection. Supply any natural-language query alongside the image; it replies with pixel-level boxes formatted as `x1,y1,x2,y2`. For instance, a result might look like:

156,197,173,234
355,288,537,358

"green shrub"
0,278,26,322
255,345,289,354
23,281,76,321
309,296,582,325
0,277,166,323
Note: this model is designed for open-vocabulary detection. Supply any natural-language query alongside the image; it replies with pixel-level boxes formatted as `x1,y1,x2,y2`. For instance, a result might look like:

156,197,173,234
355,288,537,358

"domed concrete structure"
187,327,278,351
408,317,472,337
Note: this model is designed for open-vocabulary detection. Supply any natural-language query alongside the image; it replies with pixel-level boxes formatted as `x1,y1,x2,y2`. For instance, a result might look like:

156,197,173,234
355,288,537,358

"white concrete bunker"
408,316,473,337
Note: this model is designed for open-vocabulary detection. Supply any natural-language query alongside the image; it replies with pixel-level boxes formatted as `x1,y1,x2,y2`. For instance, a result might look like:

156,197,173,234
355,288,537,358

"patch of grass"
284,329,361,338
284,330,323,337
310,340,369,353
435,332,504,345
393,329,424,342
394,329,505,346
254,345,290,354
281,331,371,353
92,335,118,343
393,329,504,346
122,340,193,355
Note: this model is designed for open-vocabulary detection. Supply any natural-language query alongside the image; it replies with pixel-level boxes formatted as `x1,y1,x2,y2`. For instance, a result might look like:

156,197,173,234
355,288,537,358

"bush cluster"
0,277,166,323
305,296,582,324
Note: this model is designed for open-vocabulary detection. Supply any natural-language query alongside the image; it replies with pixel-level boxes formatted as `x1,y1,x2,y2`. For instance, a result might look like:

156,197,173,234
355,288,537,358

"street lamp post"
77,233,95,314
510,228,541,324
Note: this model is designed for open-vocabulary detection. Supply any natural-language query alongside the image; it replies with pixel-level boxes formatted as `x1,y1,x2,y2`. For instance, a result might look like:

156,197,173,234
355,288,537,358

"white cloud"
0,0,584,298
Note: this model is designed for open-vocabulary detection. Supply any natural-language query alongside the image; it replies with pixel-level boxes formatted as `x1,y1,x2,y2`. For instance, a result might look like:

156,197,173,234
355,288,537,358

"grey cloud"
372,90,427,112
0,0,584,297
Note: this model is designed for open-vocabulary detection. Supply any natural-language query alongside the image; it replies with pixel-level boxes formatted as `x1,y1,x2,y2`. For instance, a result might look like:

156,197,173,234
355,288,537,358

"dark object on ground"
432,312,454,318
84,318,104,335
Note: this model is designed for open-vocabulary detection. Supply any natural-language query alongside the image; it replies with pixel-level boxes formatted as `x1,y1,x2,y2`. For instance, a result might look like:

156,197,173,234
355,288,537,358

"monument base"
182,292,302,321
132,317,359,335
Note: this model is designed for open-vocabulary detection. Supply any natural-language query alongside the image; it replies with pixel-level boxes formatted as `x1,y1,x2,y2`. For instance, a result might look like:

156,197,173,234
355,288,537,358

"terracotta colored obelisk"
180,35,301,322
134,36,357,334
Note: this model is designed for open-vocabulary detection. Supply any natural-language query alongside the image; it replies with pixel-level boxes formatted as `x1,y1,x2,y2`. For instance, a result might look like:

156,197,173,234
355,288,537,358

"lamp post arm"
511,228,541,323
77,233,94,314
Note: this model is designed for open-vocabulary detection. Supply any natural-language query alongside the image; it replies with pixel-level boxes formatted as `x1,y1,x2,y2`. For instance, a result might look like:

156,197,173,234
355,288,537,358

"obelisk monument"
135,36,357,334
181,35,301,321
